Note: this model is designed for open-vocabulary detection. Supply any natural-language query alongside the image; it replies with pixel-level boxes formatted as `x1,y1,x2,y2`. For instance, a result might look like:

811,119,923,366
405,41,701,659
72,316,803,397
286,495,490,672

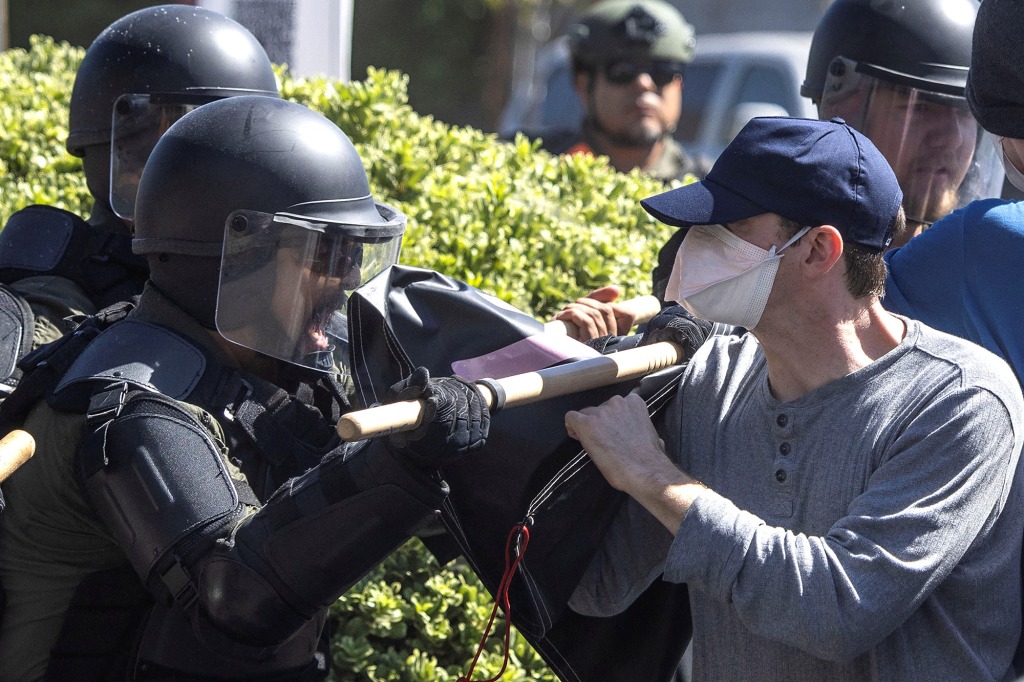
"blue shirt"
884,198,1024,384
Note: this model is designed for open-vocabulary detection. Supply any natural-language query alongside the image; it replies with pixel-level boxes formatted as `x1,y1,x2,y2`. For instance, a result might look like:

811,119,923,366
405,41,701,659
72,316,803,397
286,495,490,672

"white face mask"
995,135,1024,193
665,223,811,329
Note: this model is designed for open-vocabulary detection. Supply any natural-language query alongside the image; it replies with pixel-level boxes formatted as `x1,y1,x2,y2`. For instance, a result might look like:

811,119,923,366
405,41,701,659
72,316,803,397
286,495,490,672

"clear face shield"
820,58,1003,236
110,93,205,221
216,206,405,373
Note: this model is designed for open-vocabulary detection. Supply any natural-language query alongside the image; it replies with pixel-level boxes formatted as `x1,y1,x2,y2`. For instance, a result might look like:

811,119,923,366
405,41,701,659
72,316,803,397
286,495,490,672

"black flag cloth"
347,266,691,682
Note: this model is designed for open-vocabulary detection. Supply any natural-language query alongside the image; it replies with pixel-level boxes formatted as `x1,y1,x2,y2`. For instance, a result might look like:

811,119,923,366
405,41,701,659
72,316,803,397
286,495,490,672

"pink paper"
452,333,600,381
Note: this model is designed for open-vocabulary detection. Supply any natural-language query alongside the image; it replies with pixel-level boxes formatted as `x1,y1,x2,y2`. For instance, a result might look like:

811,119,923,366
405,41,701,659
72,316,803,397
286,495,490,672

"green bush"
0,36,90,213
283,66,681,319
1,36,685,680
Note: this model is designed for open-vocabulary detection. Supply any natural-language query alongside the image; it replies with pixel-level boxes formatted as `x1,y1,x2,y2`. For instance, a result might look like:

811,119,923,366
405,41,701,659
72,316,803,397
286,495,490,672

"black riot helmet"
67,5,279,221
801,0,1002,233
801,0,976,102
134,96,406,373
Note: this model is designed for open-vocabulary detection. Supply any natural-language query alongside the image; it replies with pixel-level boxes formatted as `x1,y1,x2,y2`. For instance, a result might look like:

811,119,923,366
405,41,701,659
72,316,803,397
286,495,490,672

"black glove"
639,305,714,358
386,367,490,467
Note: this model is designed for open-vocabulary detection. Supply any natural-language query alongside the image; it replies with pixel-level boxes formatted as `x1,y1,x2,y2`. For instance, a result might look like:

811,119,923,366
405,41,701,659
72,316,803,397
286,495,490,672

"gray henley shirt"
571,319,1024,681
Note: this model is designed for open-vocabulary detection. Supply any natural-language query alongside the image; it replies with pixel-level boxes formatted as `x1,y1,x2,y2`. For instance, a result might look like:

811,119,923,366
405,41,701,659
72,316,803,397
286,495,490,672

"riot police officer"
801,0,1003,246
542,0,710,329
0,96,489,681
0,5,279,394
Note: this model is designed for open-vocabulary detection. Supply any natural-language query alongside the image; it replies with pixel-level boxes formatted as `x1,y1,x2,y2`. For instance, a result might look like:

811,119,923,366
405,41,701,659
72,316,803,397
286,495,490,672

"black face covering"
150,255,223,329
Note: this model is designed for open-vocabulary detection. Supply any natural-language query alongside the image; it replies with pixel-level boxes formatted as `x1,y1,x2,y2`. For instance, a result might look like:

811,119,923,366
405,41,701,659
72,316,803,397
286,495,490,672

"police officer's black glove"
639,305,714,358
386,367,489,467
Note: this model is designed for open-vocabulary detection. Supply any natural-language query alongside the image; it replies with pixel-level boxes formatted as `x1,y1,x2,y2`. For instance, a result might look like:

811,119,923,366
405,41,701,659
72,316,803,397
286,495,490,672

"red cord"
458,522,531,682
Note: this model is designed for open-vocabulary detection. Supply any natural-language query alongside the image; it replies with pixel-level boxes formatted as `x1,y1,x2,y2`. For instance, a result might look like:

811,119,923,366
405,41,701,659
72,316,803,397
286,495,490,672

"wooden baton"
336,340,684,441
543,294,662,336
0,430,35,483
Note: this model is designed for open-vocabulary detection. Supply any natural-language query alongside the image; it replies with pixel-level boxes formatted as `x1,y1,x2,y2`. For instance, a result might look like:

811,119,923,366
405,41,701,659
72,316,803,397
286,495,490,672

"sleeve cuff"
663,489,762,598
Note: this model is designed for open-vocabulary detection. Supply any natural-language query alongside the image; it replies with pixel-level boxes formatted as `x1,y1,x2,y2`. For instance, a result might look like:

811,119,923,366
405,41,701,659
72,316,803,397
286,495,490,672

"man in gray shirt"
566,116,1024,681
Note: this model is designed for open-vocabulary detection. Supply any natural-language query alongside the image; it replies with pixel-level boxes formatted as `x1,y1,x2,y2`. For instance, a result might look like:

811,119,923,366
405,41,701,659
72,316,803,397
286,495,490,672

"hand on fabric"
639,305,713,358
386,367,489,467
565,393,667,493
551,285,638,341
565,392,706,533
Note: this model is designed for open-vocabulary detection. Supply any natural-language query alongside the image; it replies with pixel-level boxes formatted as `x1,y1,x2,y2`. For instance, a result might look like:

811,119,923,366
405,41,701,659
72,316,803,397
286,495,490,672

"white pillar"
196,0,353,80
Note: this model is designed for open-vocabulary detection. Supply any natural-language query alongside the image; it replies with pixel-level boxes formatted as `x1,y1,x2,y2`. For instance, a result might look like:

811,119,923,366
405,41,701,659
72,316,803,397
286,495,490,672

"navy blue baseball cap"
641,117,903,251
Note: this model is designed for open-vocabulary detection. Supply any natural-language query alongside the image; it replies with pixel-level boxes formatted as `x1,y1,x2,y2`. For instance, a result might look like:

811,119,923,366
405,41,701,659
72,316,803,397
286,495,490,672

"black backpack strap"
0,299,136,433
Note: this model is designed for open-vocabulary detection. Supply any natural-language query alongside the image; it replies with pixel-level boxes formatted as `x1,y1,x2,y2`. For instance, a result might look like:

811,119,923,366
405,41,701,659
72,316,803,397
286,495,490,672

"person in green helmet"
548,0,707,184
543,0,712,336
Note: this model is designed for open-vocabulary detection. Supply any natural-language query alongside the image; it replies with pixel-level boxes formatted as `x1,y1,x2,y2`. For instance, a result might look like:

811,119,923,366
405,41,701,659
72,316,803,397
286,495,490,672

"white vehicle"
500,31,816,165
677,32,815,162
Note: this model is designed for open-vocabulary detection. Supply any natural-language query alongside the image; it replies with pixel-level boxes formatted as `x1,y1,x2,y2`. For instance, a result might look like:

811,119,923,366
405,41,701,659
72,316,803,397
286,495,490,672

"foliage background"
0,37,681,680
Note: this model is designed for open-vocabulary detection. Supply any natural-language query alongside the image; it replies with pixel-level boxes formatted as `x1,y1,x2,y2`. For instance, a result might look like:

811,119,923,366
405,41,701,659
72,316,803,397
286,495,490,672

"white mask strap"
768,226,813,257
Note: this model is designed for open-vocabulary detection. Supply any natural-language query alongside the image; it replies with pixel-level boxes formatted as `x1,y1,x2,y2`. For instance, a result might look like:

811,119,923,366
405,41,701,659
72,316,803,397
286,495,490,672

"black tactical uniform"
0,96,488,680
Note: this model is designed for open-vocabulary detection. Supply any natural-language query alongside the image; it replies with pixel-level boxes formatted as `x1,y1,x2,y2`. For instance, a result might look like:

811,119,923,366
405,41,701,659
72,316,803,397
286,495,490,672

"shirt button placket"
773,412,792,485
769,411,795,516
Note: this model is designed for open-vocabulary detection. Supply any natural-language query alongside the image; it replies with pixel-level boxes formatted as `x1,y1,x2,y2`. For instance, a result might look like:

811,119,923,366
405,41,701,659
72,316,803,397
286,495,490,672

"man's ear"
803,225,844,275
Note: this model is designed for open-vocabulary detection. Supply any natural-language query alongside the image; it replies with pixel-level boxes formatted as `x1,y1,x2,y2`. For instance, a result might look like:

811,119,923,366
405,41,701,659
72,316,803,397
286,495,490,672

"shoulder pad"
0,205,85,272
0,285,34,384
77,390,241,594
54,319,207,400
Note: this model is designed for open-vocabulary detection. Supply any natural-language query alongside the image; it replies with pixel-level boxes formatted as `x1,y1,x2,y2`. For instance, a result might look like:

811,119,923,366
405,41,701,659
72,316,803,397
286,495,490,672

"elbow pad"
199,439,448,644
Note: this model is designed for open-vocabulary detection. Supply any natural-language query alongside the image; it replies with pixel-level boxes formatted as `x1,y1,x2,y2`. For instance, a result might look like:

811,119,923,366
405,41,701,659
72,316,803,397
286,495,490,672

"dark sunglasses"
602,59,685,87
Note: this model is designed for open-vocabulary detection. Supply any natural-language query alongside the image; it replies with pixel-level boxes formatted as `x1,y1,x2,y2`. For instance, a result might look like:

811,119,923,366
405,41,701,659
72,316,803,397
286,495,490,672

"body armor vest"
0,304,347,680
